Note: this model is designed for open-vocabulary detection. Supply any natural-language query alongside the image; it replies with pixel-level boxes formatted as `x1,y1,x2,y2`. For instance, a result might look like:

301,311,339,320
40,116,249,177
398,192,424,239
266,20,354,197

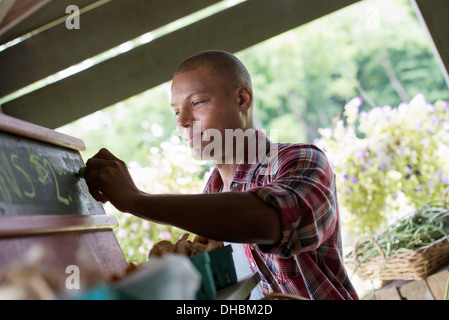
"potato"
174,240,193,256
178,233,190,241
148,240,175,258
148,234,224,260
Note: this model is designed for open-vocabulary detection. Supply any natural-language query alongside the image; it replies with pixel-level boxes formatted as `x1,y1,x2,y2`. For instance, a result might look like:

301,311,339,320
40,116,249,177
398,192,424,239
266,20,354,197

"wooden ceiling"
0,0,447,129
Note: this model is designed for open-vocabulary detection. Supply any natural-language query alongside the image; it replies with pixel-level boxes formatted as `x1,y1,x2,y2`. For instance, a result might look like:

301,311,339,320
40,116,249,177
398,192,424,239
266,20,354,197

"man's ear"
237,86,253,112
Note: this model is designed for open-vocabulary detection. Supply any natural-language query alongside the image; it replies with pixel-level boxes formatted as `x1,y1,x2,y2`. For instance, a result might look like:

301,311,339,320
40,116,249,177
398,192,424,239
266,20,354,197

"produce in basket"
346,192,449,281
348,199,449,263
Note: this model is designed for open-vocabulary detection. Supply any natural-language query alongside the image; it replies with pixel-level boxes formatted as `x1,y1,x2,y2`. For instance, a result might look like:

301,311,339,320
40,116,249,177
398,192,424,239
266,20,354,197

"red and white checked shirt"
203,130,358,300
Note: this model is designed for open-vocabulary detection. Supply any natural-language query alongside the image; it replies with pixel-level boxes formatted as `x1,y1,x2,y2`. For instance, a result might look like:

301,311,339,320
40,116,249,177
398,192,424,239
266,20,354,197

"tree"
237,0,449,142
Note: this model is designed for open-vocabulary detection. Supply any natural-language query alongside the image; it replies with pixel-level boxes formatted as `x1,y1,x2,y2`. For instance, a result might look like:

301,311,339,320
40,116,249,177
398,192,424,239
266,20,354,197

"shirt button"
251,261,256,268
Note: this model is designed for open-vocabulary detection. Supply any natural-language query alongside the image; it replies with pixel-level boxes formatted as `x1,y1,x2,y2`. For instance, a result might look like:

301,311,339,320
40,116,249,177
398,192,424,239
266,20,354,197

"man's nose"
176,107,193,128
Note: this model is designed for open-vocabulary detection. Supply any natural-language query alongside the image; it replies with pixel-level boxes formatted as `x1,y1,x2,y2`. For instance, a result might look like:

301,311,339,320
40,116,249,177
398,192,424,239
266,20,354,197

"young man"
84,50,358,300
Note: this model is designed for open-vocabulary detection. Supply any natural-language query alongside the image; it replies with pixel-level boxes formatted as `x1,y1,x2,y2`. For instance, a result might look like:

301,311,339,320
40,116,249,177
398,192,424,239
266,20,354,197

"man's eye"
192,100,205,107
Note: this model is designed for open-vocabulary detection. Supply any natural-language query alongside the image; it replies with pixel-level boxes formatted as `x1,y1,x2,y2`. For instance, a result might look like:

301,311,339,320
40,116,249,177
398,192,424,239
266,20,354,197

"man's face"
170,67,242,161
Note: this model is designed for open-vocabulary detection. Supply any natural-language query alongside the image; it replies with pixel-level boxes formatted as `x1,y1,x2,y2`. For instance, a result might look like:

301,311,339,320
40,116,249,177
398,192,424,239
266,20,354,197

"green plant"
318,94,449,235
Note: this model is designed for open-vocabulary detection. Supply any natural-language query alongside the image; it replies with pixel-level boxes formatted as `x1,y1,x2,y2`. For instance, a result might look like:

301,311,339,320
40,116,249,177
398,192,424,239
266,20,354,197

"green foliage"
318,94,449,235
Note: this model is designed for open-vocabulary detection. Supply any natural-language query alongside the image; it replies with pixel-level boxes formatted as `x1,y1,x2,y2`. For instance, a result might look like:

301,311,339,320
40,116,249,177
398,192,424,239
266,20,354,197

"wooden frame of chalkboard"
0,114,128,280
0,214,118,237
0,115,105,217
0,113,85,151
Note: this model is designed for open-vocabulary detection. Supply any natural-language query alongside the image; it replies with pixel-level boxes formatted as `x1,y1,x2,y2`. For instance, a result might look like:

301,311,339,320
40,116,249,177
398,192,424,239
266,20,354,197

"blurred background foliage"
318,94,449,236
58,0,449,263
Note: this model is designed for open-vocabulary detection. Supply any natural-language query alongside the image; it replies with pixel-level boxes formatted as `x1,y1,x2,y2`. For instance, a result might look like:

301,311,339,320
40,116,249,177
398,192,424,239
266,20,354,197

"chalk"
78,166,86,178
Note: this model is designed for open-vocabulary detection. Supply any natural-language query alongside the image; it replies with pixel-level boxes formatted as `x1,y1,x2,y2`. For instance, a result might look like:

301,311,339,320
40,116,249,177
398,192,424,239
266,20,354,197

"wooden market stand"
0,113,130,297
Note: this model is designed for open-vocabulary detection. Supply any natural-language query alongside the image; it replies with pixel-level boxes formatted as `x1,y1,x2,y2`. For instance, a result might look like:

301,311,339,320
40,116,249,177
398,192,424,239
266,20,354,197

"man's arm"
84,148,281,245
132,192,281,245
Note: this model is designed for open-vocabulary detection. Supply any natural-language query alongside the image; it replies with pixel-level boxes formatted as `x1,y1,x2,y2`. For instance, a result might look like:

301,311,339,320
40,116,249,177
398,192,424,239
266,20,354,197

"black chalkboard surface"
0,130,104,216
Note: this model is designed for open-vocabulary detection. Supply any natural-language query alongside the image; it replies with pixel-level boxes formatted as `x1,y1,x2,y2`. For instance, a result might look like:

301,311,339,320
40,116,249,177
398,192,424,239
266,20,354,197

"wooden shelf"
0,214,118,238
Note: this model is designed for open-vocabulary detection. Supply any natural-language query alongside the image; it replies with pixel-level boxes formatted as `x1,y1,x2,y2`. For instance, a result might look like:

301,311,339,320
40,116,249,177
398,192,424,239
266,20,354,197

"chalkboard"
0,130,104,216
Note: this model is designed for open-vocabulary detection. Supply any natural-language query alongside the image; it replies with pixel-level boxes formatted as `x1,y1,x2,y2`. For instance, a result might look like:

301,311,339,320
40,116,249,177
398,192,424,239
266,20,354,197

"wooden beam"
0,0,95,44
412,0,449,88
0,0,51,38
0,0,15,25
0,0,221,98
2,0,360,129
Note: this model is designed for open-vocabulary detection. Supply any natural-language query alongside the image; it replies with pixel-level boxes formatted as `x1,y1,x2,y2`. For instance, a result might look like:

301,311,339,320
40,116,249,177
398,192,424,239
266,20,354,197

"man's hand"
84,148,143,212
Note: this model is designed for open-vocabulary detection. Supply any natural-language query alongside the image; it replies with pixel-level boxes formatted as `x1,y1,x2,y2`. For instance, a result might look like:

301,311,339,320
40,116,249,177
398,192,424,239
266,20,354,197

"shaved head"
171,50,255,162
174,50,252,92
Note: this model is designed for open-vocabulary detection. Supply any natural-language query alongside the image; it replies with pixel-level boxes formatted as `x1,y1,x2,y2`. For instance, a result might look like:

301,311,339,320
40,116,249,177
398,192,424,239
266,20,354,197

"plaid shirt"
203,130,358,300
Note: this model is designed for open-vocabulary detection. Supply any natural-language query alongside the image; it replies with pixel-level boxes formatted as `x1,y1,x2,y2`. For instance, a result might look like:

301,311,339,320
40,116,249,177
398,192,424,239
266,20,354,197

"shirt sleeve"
247,144,339,258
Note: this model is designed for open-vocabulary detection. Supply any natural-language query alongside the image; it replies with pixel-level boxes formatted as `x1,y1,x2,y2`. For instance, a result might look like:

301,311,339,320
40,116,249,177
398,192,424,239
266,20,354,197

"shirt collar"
204,129,275,192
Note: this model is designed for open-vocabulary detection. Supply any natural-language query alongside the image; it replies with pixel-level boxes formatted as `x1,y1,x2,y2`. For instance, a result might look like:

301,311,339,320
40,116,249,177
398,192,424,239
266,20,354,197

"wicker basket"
346,234,449,281
346,187,449,281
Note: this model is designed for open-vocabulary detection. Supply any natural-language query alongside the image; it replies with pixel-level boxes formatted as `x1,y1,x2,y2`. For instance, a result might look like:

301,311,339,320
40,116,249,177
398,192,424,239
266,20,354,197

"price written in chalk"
0,149,73,205
0,131,104,217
